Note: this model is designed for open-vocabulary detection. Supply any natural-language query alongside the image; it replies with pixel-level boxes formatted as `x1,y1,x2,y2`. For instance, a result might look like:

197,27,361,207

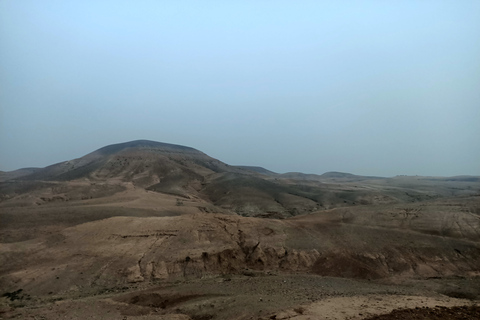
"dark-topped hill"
0,140,243,200
93,140,201,156
2,140,479,218
13,140,240,188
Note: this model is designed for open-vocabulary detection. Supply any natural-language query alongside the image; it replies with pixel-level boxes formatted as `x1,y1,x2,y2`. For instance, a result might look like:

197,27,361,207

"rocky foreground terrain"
1,140,479,319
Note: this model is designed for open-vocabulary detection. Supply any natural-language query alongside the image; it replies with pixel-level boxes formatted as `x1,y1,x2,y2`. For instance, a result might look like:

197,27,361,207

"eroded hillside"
1,140,480,320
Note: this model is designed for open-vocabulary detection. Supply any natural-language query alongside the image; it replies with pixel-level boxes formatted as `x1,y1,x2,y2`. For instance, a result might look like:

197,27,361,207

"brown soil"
364,305,480,320
2,273,480,320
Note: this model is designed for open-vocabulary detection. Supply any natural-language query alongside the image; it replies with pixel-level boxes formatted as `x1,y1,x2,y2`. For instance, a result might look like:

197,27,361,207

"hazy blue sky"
1,1,479,176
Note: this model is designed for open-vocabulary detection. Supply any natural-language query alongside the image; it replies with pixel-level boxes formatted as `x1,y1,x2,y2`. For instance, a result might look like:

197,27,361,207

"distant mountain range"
236,167,385,182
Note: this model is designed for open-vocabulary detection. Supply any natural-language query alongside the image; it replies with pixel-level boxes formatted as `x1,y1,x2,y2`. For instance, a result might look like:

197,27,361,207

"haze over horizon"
1,1,479,177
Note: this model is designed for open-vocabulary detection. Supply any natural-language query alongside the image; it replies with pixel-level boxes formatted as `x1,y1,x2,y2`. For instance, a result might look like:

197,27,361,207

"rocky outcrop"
2,210,480,296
